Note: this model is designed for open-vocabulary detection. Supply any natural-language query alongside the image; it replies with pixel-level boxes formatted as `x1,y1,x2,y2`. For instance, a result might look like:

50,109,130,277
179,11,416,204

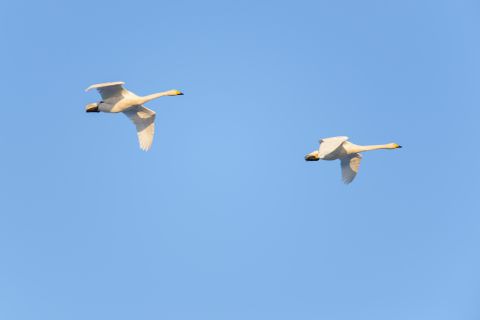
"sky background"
1,0,479,319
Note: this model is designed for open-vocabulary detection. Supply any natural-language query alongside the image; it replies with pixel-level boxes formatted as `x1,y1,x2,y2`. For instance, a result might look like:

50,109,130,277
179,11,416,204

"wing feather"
340,153,362,184
123,106,156,151
318,136,349,158
85,82,126,100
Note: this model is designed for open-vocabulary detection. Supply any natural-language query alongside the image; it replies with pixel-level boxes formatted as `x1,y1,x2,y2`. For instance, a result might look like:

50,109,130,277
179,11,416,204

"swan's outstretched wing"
123,106,156,151
85,82,126,100
318,136,349,158
340,153,362,184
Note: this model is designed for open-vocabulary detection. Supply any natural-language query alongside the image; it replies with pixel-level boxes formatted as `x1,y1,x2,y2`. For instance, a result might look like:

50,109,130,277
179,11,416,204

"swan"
305,136,402,184
85,81,183,151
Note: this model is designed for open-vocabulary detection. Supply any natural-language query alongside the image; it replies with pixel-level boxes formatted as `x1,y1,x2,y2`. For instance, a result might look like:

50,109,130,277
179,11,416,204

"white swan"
305,136,402,184
85,82,183,151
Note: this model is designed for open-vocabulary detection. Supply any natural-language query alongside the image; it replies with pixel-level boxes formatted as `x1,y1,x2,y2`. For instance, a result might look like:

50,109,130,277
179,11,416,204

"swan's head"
165,89,184,96
390,143,402,149
85,102,100,113
305,151,320,161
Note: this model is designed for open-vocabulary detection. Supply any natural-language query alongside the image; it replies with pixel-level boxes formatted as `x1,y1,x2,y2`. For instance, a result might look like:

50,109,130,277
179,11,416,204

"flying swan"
85,81,183,151
305,136,402,184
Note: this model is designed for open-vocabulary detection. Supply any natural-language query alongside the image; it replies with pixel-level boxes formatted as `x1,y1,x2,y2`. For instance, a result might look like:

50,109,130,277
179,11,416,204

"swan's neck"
140,90,178,104
350,143,398,153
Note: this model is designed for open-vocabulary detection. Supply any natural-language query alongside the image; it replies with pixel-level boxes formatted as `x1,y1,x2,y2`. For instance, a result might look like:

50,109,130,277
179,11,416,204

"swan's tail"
305,151,320,161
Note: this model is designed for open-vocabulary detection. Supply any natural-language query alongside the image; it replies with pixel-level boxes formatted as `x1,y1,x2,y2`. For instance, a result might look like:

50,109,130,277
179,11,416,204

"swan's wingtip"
140,144,152,152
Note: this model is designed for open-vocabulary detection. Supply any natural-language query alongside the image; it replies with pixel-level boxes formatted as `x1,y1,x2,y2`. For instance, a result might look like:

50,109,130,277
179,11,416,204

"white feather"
123,106,156,151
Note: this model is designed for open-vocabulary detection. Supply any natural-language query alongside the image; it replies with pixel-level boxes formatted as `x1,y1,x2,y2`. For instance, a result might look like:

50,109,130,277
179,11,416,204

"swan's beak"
177,91,184,95
86,103,99,113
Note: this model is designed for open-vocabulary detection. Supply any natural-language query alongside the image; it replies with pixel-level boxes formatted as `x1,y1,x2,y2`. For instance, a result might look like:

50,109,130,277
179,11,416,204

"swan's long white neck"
140,90,178,104
349,143,398,153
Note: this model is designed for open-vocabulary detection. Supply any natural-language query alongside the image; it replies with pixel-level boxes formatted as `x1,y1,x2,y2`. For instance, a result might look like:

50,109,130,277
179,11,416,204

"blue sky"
1,0,479,319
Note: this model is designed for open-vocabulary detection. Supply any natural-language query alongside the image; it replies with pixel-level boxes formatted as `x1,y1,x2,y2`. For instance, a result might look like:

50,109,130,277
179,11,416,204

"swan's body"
85,82,183,151
305,136,401,184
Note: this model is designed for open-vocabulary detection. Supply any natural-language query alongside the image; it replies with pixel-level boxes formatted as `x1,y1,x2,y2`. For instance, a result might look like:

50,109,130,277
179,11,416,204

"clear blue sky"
1,0,479,319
